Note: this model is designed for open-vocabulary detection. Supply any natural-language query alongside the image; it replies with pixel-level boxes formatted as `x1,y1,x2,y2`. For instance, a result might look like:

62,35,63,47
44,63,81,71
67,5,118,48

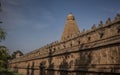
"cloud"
6,0,20,6
1,0,55,30
0,4,26,30
0,0,57,53
4,0,29,6
41,10,55,22
102,7,120,14
116,9,120,13
33,23,48,30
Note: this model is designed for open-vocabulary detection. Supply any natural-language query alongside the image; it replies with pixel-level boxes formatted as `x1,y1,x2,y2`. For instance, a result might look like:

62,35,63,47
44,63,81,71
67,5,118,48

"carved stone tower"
61,13,80,41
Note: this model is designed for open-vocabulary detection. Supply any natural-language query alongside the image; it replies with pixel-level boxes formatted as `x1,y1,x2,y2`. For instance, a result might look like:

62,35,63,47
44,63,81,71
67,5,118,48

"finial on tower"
67,12,75,20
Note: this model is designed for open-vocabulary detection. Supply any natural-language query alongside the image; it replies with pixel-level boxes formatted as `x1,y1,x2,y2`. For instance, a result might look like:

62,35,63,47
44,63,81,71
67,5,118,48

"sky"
0,0,120,54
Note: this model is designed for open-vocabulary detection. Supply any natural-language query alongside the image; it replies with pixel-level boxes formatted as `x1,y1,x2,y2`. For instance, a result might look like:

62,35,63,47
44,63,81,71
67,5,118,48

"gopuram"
9,13,120,75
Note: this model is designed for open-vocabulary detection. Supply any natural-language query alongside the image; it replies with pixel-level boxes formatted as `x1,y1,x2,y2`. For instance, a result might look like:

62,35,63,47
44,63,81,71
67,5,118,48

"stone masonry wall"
9,14,120,75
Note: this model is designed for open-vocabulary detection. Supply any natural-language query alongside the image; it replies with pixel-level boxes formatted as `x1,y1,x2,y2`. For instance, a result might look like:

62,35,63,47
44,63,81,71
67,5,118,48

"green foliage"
0,60,4,68
0,27,6,42
0,46,10,69
11,50,23,59
0,46,10,60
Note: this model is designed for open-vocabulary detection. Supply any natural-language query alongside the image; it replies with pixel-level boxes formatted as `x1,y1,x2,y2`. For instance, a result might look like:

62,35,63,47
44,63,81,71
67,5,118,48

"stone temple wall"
9,14,120,75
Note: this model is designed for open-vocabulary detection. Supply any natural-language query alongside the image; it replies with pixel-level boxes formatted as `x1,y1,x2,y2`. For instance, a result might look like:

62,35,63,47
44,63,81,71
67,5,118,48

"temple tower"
61,13,80,41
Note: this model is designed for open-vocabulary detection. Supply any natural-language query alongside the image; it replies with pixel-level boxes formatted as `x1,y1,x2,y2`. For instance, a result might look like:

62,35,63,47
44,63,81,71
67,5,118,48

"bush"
0,60,4,68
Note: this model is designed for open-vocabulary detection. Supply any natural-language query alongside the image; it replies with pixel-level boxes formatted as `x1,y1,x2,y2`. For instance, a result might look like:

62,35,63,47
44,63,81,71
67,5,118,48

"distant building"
9,13,120,75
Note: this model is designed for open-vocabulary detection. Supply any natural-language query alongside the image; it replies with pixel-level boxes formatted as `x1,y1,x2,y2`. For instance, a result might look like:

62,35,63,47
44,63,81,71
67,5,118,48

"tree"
0,46,9,60
0,27,6,42
0,46,10,69
0,2,6,41
0,2,9,69
0,27,7,69
11,50,24,59
0,26,7,69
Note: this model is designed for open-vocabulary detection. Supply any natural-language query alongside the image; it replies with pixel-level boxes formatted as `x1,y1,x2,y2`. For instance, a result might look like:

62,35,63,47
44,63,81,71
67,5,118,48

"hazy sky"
0,0,120,53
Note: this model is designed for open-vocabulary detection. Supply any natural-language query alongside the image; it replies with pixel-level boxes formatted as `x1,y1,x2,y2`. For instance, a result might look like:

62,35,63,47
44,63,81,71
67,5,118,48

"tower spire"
61,13,80,41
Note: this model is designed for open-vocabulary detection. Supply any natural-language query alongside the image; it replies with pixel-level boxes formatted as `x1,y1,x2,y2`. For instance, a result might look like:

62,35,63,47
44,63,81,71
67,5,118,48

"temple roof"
61,13,80,41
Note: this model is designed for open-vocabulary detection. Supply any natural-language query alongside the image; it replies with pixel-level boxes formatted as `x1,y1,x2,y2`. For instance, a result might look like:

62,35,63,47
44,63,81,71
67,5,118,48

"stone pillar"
26,64,30,75
31,62,35,75
39,63,45,75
